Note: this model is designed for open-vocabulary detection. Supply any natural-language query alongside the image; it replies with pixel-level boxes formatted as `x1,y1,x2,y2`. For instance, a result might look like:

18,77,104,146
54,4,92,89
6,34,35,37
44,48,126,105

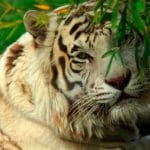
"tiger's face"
22,2,150,144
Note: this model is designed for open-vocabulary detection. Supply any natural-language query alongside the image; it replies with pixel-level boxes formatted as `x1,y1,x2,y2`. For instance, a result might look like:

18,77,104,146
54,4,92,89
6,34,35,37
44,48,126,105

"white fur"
0,2,150,149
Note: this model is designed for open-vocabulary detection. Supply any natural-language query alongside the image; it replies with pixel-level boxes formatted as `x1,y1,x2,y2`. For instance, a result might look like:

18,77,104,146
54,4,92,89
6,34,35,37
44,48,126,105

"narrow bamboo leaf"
114,4,127,46
93,10,100,24
101,50,115,58
136,0,145,13
0,2,15,18
2,1,14,10
105,53,115,77
98,0,114,23
94,0,105,11
101,13,112,23
1,9,10,18
111,0,120,29
6,26,18,40
102,47,119,58
115,51,125,67
0,20,22,29
130,0,146,35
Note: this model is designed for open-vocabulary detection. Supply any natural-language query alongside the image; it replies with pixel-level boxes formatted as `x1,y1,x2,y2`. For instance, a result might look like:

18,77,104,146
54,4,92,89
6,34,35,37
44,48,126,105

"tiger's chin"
110,92,150,123
110,100,143,123
56,96,149,144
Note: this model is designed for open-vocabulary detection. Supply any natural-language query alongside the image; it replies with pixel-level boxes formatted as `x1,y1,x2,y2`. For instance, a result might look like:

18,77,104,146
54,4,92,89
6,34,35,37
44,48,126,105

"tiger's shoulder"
0,33,35,93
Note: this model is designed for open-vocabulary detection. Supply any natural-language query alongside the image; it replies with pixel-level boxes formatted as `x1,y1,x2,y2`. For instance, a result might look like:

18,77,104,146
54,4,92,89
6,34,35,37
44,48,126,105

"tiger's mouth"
92,92,140,116
68,87,143,120
115,92,138,105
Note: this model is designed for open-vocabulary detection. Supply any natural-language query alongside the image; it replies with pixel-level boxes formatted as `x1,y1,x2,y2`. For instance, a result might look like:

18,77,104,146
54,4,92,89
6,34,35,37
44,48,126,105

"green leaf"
101,47,119,58
97,0,114,23
0,2,15,18
101,50,114,58
130,0,146,35
6,26,18,40
94,0,105,12
105,53,115,77
0,20,22,29
102,46,126,77
115,51,125,67
114,4,127,46
111,0,120,29
136,0,145,13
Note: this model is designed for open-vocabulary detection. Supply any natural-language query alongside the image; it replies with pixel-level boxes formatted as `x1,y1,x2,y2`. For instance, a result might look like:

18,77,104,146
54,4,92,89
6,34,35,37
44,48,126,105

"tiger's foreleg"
0,130,21,150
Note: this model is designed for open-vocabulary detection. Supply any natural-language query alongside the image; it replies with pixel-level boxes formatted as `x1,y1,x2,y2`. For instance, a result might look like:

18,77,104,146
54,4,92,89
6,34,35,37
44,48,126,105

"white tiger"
0,1,149,150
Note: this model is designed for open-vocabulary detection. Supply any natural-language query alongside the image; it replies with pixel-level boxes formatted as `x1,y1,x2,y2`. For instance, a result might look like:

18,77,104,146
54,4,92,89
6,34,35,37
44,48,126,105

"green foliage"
96,0,150,77
0,0,78,53
0,0,149,77
102,47,125,76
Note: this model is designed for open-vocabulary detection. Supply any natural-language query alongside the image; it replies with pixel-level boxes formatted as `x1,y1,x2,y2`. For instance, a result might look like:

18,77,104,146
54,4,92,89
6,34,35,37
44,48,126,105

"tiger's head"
4,1,149,145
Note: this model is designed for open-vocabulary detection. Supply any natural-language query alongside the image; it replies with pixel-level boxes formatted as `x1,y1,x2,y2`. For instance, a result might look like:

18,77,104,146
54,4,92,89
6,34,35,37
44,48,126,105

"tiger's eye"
76,52,90,59
76,52,93,63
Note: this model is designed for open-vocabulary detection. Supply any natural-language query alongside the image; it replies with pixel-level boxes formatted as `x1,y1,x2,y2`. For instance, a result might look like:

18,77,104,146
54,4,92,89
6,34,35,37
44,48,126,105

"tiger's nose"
105,70,131,90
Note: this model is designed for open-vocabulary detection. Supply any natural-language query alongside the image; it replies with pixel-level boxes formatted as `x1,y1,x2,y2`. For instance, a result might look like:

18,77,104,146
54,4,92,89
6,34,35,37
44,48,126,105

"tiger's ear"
23,10,49,45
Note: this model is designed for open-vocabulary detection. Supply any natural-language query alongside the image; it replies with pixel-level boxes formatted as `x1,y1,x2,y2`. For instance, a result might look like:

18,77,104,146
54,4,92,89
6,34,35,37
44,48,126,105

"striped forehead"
55,5,112,56
56,12,93,54
62,12,92,36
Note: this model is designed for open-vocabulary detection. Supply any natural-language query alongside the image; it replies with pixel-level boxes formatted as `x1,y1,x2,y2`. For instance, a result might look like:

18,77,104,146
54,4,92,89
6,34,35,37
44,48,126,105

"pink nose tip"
105,70,131,90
